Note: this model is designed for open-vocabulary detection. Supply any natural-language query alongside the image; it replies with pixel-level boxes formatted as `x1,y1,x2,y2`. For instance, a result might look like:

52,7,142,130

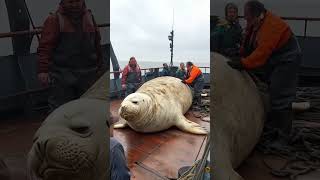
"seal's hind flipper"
175,115,208,135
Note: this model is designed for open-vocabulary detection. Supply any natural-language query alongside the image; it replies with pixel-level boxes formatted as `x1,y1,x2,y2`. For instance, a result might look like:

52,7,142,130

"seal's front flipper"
113,117,128,129
175,115,208,135
113,122,127,128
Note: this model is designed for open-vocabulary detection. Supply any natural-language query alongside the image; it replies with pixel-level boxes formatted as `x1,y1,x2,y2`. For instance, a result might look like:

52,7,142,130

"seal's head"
119,93,152,122
27,99,108,180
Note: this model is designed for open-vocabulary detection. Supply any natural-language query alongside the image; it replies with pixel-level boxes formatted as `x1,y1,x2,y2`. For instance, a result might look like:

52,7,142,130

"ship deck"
1,95,319,180
0,98,210,180
110,99,209,179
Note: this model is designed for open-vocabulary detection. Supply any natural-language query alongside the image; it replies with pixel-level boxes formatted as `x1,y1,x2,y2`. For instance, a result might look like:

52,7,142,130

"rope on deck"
177,136,211,180
192,89,210,121
257,87,320,179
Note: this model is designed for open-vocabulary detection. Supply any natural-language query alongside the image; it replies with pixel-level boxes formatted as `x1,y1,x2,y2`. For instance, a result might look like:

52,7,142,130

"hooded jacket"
240,11,292,69
37,4,102,73
121,59,142,85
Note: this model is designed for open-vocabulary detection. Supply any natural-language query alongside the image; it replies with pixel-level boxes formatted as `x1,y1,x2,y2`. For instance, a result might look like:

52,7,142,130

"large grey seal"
211,53,265,180
27,72,109,180
114,76,208,135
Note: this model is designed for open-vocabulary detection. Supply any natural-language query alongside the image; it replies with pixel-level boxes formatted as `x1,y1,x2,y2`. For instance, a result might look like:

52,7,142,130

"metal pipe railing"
0,23,109,38
110,66,210,74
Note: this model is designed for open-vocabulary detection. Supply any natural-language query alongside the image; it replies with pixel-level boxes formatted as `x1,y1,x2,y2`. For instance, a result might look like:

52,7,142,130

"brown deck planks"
111,99,209,179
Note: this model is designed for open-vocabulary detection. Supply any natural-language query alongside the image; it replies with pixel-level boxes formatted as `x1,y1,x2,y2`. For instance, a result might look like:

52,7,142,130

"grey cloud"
111,0,210,62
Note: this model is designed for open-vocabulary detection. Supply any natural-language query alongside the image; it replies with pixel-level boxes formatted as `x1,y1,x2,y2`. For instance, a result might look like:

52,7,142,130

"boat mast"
168,8,174,67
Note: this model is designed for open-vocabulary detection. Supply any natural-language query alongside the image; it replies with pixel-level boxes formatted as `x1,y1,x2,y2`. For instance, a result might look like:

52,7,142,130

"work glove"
38,73,49,86
223,48,240,57
227,57,244,70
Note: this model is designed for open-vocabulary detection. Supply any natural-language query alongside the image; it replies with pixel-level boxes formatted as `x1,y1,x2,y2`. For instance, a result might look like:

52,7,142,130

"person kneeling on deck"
227,0,302,144
182,62,204,105
176,62,187,80
121,57,142,97
108,112,131,180
37,0,105,112
160,63,170,76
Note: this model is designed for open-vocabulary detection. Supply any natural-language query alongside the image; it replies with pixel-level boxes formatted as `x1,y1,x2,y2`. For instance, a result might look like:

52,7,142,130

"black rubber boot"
267,110,293,134
266,109,293,146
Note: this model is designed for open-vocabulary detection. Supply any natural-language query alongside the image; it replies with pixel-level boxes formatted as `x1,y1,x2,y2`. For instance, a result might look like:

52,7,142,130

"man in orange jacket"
227,1,302,143
182,62,204,105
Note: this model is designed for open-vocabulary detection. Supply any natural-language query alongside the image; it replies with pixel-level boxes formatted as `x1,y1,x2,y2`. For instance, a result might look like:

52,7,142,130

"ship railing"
0,23,109,38
0,23,109,103
212,15,320,38
110,66,210,98
238,16,320,38
110,66,210,77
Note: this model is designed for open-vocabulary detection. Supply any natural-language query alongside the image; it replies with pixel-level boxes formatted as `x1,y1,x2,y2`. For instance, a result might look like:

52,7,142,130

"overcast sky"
211,0,320,37
111,0,210,63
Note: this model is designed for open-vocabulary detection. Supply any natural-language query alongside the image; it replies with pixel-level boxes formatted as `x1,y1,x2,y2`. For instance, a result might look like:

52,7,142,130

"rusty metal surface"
237,151,290,180
238,150,320,180
0,114,45,180
111,99,209,179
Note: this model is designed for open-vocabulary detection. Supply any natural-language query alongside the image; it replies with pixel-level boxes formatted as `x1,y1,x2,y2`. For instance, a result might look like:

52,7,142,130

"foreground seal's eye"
71,126,90,134
132,101,138,104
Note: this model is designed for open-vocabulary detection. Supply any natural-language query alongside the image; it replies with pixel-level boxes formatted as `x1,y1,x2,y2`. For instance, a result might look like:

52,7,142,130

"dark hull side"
0,44,109,113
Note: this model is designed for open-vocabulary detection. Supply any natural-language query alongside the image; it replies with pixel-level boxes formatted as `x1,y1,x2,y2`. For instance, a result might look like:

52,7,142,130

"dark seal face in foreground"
27,99,108,180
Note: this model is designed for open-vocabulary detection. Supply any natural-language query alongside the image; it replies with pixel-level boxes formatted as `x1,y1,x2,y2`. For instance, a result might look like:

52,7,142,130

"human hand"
38,73,49,85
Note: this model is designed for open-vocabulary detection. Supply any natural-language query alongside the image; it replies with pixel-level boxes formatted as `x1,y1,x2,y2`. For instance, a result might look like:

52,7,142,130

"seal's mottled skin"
212,53,265,180
115,76,207,134
27,72,108,180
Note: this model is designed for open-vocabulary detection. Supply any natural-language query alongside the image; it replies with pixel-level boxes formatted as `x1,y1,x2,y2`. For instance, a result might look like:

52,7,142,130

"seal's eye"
132,101,138,104
69,119,92,137
71,126,90,134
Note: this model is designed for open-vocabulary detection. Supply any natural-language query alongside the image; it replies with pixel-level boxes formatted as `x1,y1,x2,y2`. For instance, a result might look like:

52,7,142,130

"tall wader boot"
264,36,302,145
267,109,294,145
48,70,78,113
192,74,205,106
125,83,136,97
124,71,141,97
47,11,102,113
48,69,98,113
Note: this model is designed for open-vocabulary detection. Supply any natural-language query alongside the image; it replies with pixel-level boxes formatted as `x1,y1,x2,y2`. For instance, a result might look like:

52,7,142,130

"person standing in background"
37,0,105,112
121,57,142,97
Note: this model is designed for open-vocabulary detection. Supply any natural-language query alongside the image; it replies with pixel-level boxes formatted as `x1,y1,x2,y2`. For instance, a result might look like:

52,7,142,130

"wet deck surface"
110,99,210,179
237,150,320,180
237,150,290,180
2,102,317,179
0,113,45,180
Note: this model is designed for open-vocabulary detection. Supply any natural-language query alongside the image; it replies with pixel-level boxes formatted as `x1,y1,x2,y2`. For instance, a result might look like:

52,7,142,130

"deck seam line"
135,161,169,180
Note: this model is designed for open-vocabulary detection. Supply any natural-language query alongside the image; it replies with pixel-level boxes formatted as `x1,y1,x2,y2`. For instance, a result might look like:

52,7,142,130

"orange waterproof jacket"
185,65,202,84
240,11,292,69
